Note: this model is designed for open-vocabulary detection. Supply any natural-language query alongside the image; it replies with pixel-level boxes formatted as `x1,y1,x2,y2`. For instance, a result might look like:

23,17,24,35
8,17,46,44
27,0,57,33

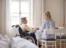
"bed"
0,35,10,48
11,37,38,48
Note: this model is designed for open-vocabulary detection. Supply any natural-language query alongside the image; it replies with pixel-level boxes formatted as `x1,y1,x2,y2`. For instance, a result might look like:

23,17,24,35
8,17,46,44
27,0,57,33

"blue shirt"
40,20,55,32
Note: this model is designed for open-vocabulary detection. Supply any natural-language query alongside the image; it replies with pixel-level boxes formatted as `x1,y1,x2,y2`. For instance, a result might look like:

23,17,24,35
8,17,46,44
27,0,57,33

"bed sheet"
11,37,38,48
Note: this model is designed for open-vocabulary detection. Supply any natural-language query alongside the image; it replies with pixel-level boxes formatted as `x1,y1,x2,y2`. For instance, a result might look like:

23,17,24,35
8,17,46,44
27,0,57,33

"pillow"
7,27,17,38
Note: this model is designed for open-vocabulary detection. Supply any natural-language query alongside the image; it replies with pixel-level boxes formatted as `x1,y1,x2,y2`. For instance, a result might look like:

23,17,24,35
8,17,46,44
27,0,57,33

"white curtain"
1,0,45,35
6,0,12,36
33,0,44,27
5,0,45,29
1,0,11,35
1,0,7,35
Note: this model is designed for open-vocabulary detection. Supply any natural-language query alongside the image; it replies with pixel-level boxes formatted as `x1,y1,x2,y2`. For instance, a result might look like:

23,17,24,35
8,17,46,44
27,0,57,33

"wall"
44,0,65,27
0,0,2,33
33,0,65,27
65,0,66,28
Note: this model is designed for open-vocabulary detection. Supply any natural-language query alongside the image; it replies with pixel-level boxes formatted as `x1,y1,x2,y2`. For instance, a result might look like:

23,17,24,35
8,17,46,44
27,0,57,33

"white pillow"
7,27,17,38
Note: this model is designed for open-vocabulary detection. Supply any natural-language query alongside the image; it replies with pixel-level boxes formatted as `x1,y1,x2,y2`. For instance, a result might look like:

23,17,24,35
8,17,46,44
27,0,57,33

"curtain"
1,0,7,35
6,0,11,36
33,0,44,27
1,0,11,35
1,0,45,35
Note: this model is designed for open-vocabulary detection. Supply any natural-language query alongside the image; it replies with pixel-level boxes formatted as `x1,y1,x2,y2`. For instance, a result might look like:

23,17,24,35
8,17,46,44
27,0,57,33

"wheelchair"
12,25,35,44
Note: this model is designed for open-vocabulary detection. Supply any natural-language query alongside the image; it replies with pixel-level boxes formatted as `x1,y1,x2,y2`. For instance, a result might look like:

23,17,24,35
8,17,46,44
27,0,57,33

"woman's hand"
31,27,39,32
35,27,39,30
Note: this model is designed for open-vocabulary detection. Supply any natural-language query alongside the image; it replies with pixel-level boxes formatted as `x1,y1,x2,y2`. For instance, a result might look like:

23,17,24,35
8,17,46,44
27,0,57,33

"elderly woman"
20,17,39,32
20,17,39,44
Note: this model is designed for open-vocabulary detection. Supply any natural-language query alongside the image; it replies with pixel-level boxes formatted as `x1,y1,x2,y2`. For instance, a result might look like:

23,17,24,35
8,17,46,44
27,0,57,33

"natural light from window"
10,0,32,26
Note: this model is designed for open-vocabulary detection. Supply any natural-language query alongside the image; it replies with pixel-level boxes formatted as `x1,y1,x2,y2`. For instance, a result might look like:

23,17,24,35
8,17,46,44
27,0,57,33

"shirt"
40,20,55,32
20,24,36,32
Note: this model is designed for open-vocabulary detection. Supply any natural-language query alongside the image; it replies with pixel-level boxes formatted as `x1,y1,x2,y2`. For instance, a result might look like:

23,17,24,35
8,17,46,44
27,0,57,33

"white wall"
44,0,65,27
33,0,65,27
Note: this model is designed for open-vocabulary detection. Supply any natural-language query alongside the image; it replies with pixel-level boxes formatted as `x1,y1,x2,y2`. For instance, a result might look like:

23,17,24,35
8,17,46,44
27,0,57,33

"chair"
56,29,66,48
41,29,56,48
12,25,35,44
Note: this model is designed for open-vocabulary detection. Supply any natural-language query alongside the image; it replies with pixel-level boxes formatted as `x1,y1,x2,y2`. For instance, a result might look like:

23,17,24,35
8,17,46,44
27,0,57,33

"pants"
29,33,37,45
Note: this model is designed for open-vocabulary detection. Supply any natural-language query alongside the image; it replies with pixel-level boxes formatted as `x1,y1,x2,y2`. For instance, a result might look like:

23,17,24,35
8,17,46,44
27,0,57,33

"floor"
40,44,66,48
40,40,66,48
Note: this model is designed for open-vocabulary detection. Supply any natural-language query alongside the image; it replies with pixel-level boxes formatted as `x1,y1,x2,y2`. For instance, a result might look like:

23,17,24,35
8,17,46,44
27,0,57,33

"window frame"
10,0,33,26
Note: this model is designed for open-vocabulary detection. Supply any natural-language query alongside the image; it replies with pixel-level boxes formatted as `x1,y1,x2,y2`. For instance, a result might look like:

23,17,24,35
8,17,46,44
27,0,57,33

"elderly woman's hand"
35,27,39,30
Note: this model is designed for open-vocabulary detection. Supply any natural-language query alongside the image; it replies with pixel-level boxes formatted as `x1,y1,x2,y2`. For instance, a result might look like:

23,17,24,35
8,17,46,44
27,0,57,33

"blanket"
0,34,10,48
11,37,38,48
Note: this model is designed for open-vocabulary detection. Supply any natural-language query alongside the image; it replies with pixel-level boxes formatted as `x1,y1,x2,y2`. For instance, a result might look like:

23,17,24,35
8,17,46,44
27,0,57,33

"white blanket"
11,37,38,48
0,40,10,48
0,35,10,48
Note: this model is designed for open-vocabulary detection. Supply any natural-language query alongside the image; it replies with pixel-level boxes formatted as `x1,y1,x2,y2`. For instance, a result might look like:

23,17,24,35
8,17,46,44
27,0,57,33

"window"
10,0,33,26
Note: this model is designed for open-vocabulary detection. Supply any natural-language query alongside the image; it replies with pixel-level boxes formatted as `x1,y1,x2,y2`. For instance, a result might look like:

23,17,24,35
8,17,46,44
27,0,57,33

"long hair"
44,11,53,21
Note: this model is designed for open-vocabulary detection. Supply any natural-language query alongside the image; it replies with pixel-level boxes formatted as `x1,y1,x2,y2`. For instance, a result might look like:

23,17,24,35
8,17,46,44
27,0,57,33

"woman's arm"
40,21,46,32
25,25,39,32
25,25,32,32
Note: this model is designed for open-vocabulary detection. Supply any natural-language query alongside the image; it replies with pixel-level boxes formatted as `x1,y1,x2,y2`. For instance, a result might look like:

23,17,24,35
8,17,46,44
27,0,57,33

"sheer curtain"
33,0,44,27
6,0,11,35
5,0,45,30
5,0,16,37
4,0,44,35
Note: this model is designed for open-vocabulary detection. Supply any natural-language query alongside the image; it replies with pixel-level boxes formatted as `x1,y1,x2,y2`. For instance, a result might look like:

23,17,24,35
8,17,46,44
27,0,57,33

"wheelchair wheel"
24,36,35,44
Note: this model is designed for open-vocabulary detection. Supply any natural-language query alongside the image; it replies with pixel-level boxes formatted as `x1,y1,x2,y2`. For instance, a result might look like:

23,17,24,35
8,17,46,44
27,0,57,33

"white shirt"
20,24,36,32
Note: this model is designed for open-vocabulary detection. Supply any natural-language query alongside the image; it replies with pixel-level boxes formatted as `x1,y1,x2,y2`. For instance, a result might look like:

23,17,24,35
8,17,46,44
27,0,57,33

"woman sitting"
20,17,39,44
36,11,55,40
40,11,55,32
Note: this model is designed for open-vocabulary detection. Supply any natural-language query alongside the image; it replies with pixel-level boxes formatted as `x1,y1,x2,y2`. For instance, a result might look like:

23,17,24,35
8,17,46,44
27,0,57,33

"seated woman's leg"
29,33,37,45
